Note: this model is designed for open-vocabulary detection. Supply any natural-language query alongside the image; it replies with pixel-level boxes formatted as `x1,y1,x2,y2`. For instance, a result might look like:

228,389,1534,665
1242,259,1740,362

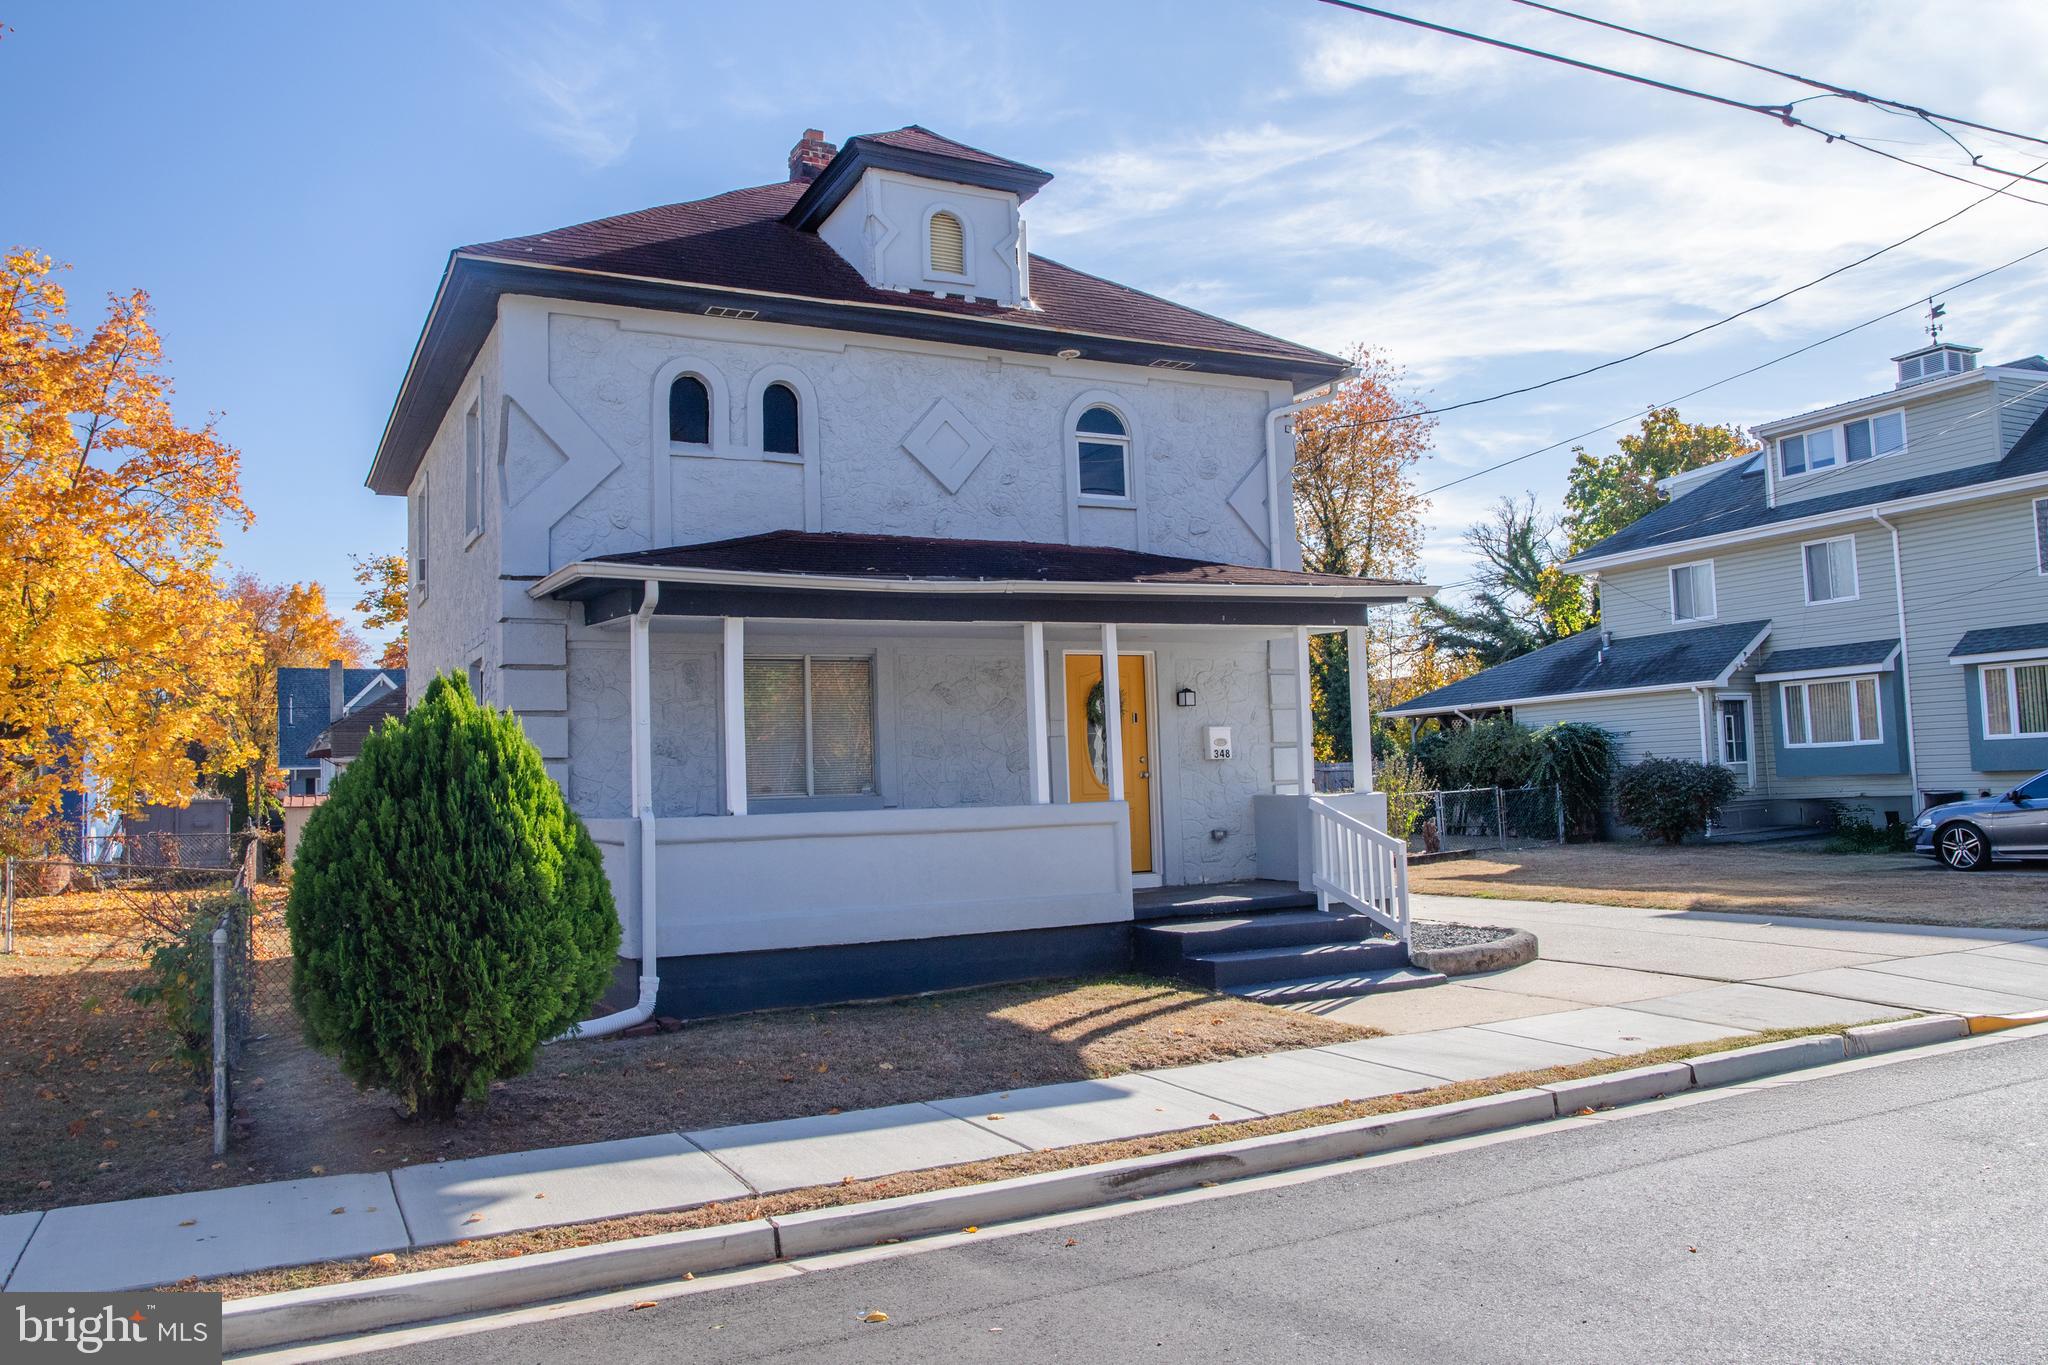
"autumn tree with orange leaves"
350,550,408,669
221,574,364,828
1290,345,1435,763
0,250,255,854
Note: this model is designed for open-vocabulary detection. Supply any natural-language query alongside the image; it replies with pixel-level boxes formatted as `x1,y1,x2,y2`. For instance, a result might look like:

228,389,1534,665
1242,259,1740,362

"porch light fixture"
1176,687,1197,708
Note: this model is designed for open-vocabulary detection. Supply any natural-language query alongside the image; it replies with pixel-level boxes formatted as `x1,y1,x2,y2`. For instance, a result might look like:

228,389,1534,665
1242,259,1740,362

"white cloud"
485,1,664,168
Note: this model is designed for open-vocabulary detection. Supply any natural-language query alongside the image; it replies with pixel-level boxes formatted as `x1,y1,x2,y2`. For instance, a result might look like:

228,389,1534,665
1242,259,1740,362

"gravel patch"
1411,922,1517,950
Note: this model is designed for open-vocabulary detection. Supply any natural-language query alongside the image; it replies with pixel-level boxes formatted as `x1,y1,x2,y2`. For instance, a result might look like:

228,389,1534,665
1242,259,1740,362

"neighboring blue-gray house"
277,662,404,796
1390,339,2048,830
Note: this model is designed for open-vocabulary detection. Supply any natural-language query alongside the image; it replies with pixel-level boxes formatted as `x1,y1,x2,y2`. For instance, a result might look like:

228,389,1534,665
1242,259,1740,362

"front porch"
541,532,1422,1015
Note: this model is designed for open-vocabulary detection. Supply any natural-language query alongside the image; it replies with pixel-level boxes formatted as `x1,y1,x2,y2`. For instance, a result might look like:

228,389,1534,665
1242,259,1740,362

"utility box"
1205,726,1233,761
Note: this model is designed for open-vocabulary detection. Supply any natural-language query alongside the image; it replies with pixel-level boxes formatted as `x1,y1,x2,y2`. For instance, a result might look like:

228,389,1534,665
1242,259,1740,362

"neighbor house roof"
1752,638,1901,681
1566,382,2048,567
276,668,405,771
369,126,1349,494
304,690,405,763
1384,620,1773,717
1950,622,2048,661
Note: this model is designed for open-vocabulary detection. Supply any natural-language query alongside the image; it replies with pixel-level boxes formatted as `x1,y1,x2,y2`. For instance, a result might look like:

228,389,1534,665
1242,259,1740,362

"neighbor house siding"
1772,380,1997,507
1597,527,1898,648
1896,490,2048,794
1515,690,1705,766
1996,371,2048,452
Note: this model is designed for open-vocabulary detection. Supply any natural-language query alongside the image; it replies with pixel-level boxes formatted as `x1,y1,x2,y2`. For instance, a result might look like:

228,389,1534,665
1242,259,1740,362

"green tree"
1420,496,1591,668
1563,407,1755,555
287,674,620,1119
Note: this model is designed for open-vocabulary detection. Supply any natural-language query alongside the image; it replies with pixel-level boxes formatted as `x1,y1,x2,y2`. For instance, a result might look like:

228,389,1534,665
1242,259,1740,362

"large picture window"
744,656,876,798
1782,676,1882,747
1982,660,2048,739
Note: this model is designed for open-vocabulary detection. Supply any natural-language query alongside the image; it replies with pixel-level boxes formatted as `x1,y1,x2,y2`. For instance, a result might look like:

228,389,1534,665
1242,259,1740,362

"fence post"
211,924,229,1157
1495,786,1507,849
1556,784,1566,844
2,858,12,954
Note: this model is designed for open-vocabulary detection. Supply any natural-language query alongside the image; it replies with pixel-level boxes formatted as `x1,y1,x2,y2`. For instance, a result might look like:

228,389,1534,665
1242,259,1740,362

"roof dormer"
786,126,1051,309
1892,341,1980,388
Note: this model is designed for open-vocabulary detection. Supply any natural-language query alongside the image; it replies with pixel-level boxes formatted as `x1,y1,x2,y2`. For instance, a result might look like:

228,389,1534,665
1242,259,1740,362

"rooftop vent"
1892,342,1980,388
787,128,836,183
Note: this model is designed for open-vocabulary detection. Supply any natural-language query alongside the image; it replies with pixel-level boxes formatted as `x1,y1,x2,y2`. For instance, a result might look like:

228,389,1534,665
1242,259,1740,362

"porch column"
1346,624,1374,792
1099,621,1124,803
1023,621,1051,804
1293,626,1317,795
721,616,747,816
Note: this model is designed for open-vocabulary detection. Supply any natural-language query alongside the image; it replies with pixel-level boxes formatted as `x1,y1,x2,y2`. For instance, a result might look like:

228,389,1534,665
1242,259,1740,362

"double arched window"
668,374,710,446
762,381,801,456
1075,405,1129,500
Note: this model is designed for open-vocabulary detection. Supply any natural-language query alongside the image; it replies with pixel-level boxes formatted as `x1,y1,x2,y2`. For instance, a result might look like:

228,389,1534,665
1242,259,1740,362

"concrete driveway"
1317,894,2048,1033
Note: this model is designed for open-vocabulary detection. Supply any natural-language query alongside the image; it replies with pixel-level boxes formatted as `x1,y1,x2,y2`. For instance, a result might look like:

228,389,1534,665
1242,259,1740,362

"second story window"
463,399,485,540
762,382,800,456
411,475,430,602
1669,560,1715,622
1075,405,1130,500
669,375,711,446
1778,427,1836,477
1802,535,1859,604
928,210,966,277
1779,410,1905,477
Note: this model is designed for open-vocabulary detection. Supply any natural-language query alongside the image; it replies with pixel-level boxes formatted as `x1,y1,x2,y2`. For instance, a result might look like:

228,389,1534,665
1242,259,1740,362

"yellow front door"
1064,653,1153,874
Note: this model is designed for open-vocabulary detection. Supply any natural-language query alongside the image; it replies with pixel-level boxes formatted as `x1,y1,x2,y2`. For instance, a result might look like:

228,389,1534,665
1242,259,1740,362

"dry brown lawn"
3,967,1374,1216
1410,841,2048,928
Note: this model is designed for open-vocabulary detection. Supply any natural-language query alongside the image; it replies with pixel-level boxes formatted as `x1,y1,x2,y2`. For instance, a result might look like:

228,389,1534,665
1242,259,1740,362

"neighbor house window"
463,399,485,540
1783,676,1883,746
1843,411,1905,464
762,382,800,456
1778,411,1904,477
744,656,875,798
1778,428,1835,478
1075,405,1130,500
1982,660,2048,739
1802,535,1859,604
1669,561,1716,622
669,375,710,446
928,210,966,276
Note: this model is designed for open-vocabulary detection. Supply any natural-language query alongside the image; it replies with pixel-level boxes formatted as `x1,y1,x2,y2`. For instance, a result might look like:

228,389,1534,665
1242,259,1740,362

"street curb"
214,1024,1993,1353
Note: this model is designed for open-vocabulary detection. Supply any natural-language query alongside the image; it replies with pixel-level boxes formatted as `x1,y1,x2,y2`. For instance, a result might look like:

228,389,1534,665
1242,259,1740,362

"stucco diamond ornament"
900,398,994,494
1227,458,1270,548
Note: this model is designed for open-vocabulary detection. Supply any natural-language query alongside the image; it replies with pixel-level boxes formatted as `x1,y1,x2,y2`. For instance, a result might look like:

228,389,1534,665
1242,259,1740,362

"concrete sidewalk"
6,898,2046,1295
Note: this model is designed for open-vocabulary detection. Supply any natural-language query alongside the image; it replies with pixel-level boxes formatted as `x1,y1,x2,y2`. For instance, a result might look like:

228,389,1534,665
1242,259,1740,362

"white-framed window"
744,655,876,798
1802,535,1859,604
2034,497,2047,575
1074,404,1131,501
926,208,967,278
1778,410,1905,478
761,381,801,457
1782,675,1883,747
1982,660,2048,739
668,374,711,447
466,658,484,699
1669,560,1716,622
462,399,485,541
411,475,429,602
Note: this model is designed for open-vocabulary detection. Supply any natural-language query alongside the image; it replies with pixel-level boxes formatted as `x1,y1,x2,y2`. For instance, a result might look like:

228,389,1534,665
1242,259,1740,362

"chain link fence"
1388,785,1566,855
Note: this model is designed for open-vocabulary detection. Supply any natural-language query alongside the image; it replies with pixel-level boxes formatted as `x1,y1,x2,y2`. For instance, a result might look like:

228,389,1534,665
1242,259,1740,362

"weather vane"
1926,298,1947,343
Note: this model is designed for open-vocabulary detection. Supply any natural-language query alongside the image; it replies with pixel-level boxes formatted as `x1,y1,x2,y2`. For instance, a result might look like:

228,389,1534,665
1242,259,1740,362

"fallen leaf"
630,1301,659,1311
367,1253,398,1268
310,1165,325,1175
178,1220,197,1228
963,1226,979,1234
464,1214,484,1225
1206,1114,1221,1122
1063,1239,1078,1247
330,1207,346,1216
682,1272,695,1281
534,1193,546,1200
861,1311,890,1323
985,1114,1004,1121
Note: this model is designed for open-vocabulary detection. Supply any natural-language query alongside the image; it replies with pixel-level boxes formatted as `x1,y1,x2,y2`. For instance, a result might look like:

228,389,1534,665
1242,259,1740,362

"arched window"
1075,405,1129,499
762,382,801,456
929,210,966,276
668,374,710,446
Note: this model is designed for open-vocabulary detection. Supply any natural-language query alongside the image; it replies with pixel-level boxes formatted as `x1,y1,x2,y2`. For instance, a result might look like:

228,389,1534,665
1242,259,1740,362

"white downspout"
562,579,662,1040
1264,374,1351,567
1872,511,1921,813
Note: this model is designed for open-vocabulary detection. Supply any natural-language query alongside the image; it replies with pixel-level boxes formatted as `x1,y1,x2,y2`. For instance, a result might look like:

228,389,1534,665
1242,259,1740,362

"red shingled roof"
589,530,1417,590
859,125,1049,176
460,155,1338,369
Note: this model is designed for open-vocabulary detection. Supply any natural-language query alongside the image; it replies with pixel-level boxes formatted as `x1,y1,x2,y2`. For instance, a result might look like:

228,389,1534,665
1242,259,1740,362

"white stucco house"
369,126,1432,1019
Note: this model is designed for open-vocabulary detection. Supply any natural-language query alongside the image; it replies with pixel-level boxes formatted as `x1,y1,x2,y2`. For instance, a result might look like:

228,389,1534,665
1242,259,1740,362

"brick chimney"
787,128,836,183
328,659,345,719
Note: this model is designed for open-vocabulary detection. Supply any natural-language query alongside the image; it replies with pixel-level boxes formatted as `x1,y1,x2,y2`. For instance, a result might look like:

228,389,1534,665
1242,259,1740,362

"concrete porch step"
1133,879,1317,922
1181,938,1413,990
1134,910,1387,971
1227,966,1447,1004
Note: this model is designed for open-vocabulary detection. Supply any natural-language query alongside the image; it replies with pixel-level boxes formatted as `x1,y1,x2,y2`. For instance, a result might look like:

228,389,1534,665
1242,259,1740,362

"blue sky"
10,1,2048,647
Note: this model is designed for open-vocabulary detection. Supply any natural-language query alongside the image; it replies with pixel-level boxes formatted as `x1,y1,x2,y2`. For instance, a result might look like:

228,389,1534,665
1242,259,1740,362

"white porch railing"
1308,796,1411,943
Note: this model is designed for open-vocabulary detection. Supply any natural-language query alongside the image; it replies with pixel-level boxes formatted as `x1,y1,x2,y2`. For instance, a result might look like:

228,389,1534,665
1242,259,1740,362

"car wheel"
1936,822,1989,870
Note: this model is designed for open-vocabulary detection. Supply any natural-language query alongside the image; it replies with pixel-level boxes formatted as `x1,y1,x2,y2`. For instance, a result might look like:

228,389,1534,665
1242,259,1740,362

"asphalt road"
348,1035,2048,1364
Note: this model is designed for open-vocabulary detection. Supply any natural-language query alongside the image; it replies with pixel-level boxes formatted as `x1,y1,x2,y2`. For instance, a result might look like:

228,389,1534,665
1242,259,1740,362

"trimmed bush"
1615,757,1739,845
1532,722,1617,841
287,674,621,1119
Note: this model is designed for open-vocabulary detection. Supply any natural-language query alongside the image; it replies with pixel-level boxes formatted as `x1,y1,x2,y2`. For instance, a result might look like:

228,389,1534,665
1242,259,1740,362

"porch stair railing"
1308,796,1411,944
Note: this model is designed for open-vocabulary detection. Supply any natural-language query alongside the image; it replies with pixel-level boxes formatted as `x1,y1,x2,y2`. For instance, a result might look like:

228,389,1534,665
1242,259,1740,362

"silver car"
1912,769,2048,869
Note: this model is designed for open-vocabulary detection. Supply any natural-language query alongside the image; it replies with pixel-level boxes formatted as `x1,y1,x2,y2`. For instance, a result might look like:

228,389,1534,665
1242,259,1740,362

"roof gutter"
1871,510,1922,811
1265,374,1352,562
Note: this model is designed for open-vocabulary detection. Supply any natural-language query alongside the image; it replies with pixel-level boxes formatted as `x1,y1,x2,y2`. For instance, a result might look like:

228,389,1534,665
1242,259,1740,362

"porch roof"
535,530,1434,628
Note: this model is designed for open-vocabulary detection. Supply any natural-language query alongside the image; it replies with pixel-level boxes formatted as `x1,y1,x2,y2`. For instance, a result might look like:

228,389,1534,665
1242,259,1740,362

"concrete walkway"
6,896,2046,1295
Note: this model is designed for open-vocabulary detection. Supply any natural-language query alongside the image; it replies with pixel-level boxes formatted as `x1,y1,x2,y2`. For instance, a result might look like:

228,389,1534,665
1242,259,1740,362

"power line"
1505,0,2048,155
1412,240,2048,498
1309,0,2048,207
